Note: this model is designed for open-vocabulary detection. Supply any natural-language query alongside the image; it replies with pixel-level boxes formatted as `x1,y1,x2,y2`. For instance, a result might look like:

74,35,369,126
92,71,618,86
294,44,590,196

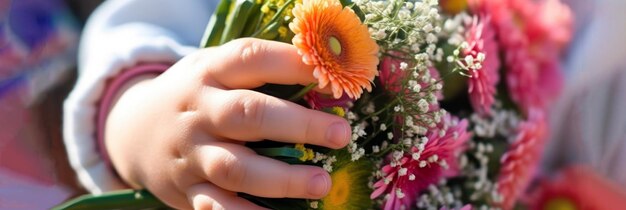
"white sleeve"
63,0,216,194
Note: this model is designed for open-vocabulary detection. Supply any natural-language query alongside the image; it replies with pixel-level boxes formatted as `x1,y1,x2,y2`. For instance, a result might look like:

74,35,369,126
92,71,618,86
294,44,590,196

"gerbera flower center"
318,150,373,209
325,169,350,207
328,36,342,56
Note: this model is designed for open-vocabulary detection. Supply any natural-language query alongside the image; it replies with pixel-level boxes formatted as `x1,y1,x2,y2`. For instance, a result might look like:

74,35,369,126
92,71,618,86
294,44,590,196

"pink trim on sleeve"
96,63,170,169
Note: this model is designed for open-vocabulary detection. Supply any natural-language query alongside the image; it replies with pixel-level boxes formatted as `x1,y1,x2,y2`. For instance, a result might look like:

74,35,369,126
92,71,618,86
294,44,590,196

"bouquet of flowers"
201,0,573,209
51,0,573,210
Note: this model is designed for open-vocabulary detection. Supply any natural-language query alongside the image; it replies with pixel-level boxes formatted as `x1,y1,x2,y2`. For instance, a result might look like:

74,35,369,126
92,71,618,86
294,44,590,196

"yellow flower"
315,150,373,210
278,26,289,39
261,4,271,13
259,0,301,41
295,144,314,161
290,0,380,99
330,106,345,117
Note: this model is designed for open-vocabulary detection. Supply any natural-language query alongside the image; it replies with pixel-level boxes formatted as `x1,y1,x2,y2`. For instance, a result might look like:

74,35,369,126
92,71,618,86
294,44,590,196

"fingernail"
326,121,349,148
308,173,330,197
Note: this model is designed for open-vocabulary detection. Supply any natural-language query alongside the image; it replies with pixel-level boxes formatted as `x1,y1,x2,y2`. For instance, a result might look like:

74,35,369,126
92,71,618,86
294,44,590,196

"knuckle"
242,95,267,131
210,92,242,125
183,48,215,75
229,91,266,131
219,150,248,190
228,38,265,65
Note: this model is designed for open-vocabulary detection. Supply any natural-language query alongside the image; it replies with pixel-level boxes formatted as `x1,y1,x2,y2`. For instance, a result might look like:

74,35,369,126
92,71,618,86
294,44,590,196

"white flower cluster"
443,12,468,46
322,155,337,172
416,181,465,210
342,1,503,208
349,121,368,161
460,108,521,203
465,140,497,202
311,152,337,172
356,0,445,63
471,108,520,138
349,1,470,166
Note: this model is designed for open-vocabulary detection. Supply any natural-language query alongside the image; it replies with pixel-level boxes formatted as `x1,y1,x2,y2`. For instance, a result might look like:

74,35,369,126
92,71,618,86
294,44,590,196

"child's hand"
104,38,350,210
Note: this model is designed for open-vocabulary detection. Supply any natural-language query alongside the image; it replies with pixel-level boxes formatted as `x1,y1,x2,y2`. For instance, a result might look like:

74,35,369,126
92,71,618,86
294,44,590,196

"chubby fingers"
200,88,350,149
196,38,317,89
190,142,332,199
193,38,333,94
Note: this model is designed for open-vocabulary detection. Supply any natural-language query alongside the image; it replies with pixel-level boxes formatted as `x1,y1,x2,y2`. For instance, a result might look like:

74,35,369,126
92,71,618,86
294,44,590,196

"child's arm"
64,0,214,195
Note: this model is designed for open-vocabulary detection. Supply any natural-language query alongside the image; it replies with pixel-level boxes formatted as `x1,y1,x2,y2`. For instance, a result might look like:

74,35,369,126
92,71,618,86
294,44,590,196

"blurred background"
0,0,101,208
0,0,625,209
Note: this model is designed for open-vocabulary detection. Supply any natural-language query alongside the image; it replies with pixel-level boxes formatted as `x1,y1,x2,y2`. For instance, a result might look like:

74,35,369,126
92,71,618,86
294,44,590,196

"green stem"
371,143,405,158
220,0,256,44
254,147,304,160
200,0,233,48
251,0,295,38
358,97,401,123
289,83,317,101
360,113,393,146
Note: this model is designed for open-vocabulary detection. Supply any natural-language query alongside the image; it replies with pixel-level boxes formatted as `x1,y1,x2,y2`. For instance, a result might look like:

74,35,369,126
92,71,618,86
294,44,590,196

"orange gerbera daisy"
289,0,379,99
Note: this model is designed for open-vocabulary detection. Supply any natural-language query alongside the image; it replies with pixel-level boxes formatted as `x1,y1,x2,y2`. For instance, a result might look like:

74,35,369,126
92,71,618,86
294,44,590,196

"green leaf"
240,1,264,37
254,147,305,160
220,0,256,44
52,190,167,210
200,0,234,48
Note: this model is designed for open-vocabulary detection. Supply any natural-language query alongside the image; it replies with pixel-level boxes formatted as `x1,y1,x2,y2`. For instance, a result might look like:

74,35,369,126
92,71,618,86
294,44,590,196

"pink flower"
526,0,573,48
529,166,626,210
469,0,571,113
463,15,500,116
505,0,569,113
506,52,564,113
304,91,353,110
379,52,443,100
496,108,548,210
371,114,471,210
379,52,409,93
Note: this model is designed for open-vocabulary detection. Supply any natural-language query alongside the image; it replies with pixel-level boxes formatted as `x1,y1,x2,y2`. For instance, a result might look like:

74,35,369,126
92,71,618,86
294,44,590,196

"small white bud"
412,152,421,160
398,168,408,176
396,189,405,198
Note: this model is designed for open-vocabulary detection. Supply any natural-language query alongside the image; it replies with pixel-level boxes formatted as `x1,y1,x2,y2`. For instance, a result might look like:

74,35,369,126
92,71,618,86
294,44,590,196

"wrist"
96,63,170,188
105,76,155,189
